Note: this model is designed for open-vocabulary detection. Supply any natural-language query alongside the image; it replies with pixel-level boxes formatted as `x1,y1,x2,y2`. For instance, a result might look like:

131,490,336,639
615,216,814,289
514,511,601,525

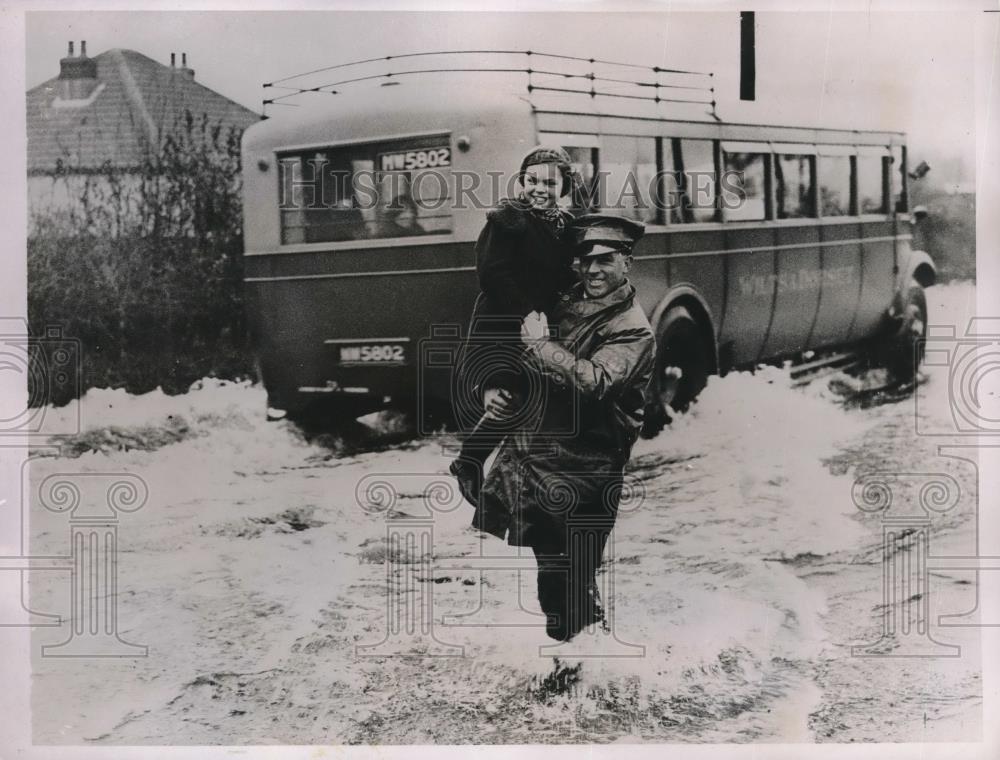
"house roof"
26,48,260,174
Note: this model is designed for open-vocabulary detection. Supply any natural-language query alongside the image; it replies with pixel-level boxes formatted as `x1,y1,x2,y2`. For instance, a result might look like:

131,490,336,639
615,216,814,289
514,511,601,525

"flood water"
26,281,982,744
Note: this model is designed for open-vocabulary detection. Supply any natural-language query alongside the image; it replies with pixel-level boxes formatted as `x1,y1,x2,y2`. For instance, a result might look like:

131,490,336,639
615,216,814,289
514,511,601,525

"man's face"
577,249,631,298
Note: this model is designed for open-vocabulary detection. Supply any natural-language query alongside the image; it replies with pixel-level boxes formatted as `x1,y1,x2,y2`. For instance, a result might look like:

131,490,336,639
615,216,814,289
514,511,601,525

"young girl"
450,146,579,506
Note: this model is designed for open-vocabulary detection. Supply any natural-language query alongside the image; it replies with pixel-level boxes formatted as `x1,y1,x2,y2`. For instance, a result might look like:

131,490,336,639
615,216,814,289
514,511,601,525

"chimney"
58,40,98,100
171,52,176,67
180,52,195,80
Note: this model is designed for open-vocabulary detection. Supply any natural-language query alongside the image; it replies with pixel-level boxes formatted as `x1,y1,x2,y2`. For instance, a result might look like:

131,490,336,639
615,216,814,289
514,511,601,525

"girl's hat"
519,145,572,175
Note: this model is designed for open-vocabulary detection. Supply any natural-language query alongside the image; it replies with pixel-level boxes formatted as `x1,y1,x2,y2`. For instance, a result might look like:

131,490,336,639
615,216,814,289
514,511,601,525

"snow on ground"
25,281,982,744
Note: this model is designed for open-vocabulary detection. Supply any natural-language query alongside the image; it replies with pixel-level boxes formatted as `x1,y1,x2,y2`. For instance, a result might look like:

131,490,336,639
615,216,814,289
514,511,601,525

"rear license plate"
337,343,407,366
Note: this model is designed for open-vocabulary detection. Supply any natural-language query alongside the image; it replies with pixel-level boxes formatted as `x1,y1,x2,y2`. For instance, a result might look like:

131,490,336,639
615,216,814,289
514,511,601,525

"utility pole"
740,11,756,101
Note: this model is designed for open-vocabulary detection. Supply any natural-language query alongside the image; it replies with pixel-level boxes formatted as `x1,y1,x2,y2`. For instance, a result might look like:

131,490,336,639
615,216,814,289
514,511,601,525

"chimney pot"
68,41,74,57
171,52,176,67
182,53,187,67
81,40,87,57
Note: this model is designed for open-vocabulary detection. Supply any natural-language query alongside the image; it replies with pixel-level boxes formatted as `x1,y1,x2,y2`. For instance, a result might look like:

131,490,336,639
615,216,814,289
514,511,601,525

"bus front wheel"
879,280,928,384
641,305,712,438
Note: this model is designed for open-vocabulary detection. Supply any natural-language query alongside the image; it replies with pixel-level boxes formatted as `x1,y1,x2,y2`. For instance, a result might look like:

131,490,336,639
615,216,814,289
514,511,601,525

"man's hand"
482,387,518,421
520,310,549,345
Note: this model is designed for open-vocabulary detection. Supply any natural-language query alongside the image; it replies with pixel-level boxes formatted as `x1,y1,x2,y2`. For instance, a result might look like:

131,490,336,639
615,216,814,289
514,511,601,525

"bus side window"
668,138,717,223
721,145,769,222
600,135,659,224
818,150,852,216
659,140,682,224
856,148,888,215
565,146,599,214
775,153,817,219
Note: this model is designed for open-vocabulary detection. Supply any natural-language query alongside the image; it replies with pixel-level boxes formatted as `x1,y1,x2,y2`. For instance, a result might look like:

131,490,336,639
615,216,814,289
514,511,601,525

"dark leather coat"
474,280,656,546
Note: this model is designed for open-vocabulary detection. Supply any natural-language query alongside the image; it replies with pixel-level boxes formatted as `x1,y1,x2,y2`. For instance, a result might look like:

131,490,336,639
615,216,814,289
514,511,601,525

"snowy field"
26,281,982,744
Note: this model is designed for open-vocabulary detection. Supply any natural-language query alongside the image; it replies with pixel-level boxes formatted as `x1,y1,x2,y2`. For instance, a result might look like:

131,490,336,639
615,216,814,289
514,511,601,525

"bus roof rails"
261,49,717,120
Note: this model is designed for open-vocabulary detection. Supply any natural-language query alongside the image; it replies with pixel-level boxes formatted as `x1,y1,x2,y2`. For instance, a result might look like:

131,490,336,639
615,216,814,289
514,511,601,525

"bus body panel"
761,224,823,357
246,255,479,411
809,223,863,349
848,221,898,343
627,232,669,319
535,111,903,148
662,228,727,342
244,241,476,278
720,226,777,366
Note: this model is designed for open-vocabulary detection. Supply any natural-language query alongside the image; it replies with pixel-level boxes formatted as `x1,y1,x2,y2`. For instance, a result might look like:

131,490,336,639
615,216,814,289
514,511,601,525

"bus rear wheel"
641,305,712,438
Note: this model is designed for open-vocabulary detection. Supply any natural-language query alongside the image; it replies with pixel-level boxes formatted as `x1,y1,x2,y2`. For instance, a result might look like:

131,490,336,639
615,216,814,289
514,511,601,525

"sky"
23,7,981,184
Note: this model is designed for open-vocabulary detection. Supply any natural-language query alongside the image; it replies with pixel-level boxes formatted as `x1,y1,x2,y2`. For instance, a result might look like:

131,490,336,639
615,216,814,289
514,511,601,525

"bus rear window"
278,136,453,244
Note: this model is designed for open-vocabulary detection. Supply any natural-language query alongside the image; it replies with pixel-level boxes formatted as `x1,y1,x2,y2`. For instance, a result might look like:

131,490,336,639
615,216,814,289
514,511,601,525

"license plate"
378,147,451,171
337,343,406,365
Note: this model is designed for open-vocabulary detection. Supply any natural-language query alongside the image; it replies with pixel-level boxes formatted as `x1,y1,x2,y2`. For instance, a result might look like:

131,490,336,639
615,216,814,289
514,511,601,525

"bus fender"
897,248,937,292
647,284,720,375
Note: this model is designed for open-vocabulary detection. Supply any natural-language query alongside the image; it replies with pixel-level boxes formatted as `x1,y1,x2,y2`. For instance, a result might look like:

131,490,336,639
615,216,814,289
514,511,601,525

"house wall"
29,172,150,234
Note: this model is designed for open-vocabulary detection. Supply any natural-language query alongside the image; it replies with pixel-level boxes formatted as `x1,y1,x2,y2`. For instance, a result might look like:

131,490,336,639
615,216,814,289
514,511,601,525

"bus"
240,52,935,434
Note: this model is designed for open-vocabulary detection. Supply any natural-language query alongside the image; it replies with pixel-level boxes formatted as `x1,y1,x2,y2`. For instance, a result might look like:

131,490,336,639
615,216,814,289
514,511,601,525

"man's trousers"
530,523,611,641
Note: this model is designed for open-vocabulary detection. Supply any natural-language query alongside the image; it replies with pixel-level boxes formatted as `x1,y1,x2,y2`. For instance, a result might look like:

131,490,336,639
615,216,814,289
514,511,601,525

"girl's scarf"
529,205,568,233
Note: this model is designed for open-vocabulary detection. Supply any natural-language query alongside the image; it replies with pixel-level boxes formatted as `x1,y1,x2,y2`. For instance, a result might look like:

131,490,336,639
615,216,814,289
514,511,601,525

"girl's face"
520,162,563,210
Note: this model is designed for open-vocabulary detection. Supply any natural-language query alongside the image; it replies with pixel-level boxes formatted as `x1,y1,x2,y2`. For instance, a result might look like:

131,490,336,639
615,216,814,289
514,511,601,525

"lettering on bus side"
737,265,855,297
